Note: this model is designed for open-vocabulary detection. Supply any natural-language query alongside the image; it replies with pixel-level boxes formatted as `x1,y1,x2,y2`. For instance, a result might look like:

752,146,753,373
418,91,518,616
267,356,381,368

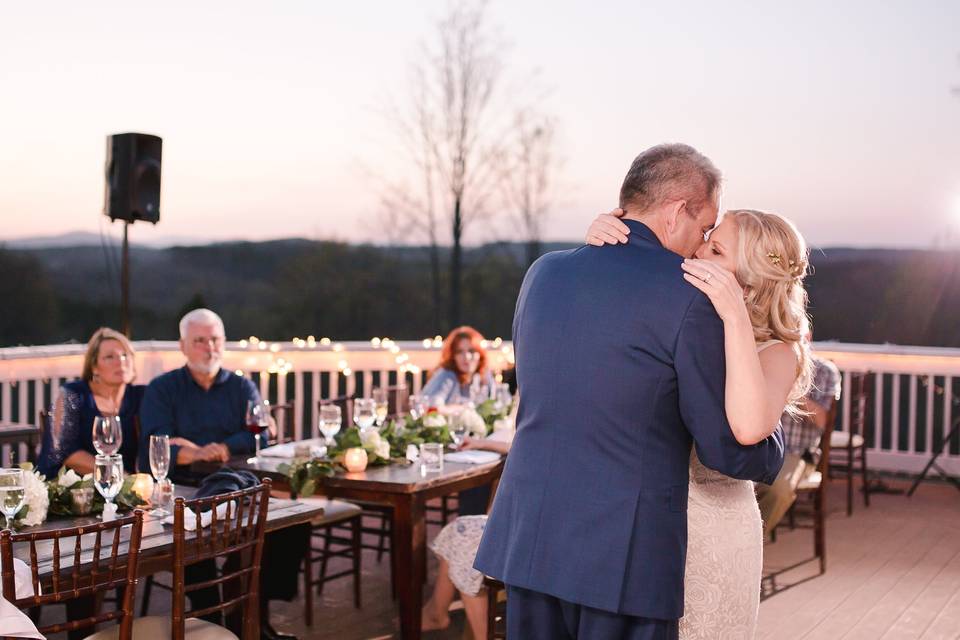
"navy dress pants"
506,585,679,640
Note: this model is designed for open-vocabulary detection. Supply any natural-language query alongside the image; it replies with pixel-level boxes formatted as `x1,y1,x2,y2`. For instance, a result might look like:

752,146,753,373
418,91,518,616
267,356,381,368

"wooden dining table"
202,453,505,640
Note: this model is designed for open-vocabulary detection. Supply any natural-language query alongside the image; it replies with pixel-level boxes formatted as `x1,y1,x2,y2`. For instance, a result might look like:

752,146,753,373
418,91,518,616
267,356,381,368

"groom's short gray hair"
619,143,721,214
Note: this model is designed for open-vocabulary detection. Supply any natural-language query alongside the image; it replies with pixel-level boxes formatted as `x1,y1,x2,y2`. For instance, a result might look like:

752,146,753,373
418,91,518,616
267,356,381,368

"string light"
320,337,331,346
371,337,381,348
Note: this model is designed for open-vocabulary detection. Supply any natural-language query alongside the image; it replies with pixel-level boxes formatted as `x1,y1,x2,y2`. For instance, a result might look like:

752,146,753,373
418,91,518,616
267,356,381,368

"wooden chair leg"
352,516,362,609
140,574,154,616
376,512,388,563
487,582,499,640
846,443,854,516
318,526,331,596
861,448,871,507
815,487,826,574
304,545,314,626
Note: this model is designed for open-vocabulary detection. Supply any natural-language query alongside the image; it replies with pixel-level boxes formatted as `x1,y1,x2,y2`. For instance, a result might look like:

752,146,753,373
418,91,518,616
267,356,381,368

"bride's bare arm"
681,258,798,445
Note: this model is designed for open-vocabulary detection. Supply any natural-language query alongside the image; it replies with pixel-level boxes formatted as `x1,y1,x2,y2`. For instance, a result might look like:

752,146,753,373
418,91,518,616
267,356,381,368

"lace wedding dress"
679,340,781,640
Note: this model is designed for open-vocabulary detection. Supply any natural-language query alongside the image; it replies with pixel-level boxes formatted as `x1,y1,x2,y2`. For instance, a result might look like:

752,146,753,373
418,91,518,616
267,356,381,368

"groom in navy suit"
474,143,785,639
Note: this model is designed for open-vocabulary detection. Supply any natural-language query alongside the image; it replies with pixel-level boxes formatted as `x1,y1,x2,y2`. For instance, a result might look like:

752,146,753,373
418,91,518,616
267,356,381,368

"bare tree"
377,1,512,330
500,109,559,267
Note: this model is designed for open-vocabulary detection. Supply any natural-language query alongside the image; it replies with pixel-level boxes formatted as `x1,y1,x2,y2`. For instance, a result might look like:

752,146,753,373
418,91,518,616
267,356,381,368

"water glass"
319,404,342,446
420,442,443,474
372,388,389,427
0,468,25,530
149,434,171,515
353,398,377,433
94,454,124,517
92,415,123,456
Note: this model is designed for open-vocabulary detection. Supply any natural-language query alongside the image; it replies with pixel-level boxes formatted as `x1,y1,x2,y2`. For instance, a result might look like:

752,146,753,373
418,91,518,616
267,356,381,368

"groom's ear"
664,199,688,233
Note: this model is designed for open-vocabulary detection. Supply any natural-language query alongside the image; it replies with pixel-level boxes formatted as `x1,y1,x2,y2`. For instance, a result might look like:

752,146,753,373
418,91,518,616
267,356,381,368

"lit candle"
130,473,155,503
343,447,369,473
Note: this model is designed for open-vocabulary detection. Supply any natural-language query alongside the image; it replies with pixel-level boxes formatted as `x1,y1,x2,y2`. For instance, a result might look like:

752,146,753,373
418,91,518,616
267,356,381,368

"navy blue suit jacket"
474,220,784,620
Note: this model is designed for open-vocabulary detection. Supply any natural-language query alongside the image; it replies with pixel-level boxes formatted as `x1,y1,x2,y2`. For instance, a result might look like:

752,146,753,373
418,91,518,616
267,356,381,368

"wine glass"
319,404,342,447
469,375,490,407
449,409,468,449
94,454,124,518
372,388,389,429
92,415,123,456
0,468,25,530
353,398,377,434
409,394,426,420
495,383,513,412
149,435,171,516
245,399,271,464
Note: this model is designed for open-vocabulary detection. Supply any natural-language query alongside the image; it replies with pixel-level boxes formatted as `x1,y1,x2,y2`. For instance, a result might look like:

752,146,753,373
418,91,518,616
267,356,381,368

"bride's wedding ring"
702,273,712,283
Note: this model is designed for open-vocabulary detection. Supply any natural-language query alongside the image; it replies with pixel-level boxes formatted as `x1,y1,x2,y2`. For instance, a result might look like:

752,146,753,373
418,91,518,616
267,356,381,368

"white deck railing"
1,340,957,479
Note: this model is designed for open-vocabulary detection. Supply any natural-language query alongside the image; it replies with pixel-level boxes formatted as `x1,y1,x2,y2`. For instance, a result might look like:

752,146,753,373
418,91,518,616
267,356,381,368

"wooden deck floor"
758,478,960,640
37,477,960,639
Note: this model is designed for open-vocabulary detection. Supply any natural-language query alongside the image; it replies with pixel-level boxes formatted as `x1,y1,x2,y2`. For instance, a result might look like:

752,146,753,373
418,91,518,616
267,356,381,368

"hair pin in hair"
766,252,782,265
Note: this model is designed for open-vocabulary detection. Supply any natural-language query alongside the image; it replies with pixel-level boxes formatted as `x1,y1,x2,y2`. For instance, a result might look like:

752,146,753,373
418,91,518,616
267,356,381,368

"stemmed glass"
0,468,25,530
469,375,490,407
319,405,342,448
353,398,377,434
449,410,468,449
149,435,171,516
409,395,427,420
245,399,271,464
495,383,513,412
94,454,124,519
372,388,389,430
92,415,123,456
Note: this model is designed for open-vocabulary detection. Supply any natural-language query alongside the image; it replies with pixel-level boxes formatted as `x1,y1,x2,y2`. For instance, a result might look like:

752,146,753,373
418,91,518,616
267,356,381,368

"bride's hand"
585,208,630,246
681,259,750,325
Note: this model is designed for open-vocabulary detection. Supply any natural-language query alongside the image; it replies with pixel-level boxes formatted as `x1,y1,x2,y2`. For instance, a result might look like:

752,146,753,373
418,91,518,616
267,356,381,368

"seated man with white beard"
140,308,305,640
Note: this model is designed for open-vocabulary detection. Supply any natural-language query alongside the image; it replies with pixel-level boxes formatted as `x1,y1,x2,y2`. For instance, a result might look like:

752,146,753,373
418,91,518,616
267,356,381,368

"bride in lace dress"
588,208,812,639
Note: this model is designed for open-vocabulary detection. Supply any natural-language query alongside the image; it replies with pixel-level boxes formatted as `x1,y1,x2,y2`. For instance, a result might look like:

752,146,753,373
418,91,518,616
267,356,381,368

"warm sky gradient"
1,1,959,249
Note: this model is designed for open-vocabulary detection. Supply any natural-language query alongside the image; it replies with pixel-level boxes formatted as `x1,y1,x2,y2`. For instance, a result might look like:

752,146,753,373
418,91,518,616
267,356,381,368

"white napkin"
0,558,43,639
259,438,327,458
444,450,502,464
163,500,234,531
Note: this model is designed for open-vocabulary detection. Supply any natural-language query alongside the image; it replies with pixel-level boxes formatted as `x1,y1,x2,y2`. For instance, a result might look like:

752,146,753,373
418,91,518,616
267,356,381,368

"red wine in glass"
246,422,269,435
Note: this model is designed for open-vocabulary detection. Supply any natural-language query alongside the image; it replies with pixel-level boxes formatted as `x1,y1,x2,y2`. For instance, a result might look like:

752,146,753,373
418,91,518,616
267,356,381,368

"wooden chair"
0,510,145,640
301,498,363,625
0,422,41,467
268,402,296,444
386,384,410,418
786,397,838,574
483,576,507,640
104,481,271,640
829,372,871,515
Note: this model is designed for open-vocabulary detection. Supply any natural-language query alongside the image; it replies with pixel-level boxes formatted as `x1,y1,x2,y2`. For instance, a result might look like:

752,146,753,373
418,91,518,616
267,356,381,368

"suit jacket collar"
623,219,665,250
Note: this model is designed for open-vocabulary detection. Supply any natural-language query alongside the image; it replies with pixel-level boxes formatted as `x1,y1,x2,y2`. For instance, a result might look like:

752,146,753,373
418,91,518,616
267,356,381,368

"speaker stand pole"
121,221,131,337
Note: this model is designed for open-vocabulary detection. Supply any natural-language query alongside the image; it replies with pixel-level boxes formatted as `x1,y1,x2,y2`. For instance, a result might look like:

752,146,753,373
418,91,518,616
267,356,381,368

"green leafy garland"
46,466,147,517
279,411,454,497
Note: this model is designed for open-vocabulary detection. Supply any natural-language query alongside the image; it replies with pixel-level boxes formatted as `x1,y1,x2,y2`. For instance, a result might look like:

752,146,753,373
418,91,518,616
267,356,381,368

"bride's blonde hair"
728,209,813,412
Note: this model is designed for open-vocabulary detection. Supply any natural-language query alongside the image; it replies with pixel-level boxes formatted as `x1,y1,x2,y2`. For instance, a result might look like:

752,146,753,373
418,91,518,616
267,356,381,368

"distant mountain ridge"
2,238,958,348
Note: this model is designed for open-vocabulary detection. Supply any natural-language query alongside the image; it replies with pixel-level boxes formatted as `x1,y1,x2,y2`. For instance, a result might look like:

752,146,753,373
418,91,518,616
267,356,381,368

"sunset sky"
1,1,959,249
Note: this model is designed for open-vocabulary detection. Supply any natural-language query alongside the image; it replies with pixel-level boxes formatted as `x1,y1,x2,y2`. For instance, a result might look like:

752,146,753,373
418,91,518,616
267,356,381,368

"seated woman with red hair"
421,326,495,405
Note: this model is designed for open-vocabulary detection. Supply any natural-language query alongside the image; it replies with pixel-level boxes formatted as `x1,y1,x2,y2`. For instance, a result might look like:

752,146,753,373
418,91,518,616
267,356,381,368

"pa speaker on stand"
103,132,162,336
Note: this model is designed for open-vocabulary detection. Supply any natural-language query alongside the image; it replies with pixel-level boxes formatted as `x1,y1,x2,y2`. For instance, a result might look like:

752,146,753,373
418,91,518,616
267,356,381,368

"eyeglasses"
191,336,225,347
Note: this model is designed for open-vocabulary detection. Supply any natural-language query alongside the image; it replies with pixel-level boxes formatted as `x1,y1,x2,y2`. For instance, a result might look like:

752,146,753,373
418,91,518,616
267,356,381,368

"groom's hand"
585,208,630,246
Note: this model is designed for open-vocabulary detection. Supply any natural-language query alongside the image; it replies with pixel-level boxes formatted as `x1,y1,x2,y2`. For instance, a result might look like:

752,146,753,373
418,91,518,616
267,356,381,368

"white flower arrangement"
460,408,488,438
18,465,50,527
422,412,448,429
493,416,515,434
375,439,391,460
58,468,82,488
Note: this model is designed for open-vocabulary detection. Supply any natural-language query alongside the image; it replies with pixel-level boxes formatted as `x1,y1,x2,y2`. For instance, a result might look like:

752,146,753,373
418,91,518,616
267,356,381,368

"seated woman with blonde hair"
37,327,144,477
